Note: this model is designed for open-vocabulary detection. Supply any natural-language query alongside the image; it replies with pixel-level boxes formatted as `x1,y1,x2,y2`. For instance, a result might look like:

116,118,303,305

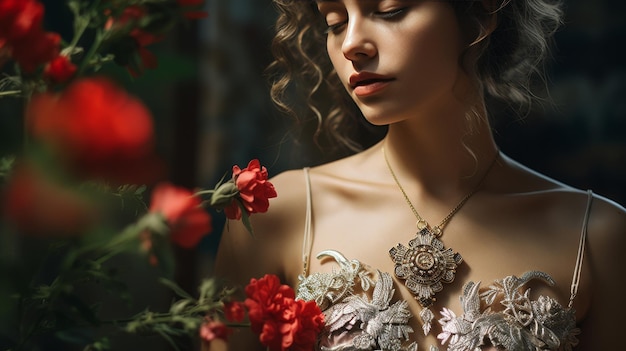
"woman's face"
316,0,466,125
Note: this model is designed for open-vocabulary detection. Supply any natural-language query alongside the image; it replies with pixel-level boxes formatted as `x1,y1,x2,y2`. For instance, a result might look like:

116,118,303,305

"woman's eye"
325,21,347,34
373,7,407,19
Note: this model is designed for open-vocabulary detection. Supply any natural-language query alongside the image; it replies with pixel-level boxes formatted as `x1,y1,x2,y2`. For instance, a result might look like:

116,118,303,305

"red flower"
126,29,160,77
244,274,324,351
10,30,60,72
224,301,246,322
104,5,163,76
149,182,212,248
177,0,208,19
26,77,161,184
0,38,9,68
43,55,77,83
0,0,44,42
2,162,96,236
224,159,277,220
290,299,326,350
199,317,232,343
0,0,61,72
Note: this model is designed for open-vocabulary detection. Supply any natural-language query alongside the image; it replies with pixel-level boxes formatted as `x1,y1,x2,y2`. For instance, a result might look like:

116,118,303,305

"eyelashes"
324,7,408,34
374,7,407,19
325,22,346,34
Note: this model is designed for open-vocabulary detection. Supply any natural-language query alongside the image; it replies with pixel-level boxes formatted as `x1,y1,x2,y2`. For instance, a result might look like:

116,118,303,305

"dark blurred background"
0,0,624,349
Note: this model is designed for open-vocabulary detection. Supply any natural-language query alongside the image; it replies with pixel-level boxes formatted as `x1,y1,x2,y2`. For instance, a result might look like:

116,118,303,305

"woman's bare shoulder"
501,153,626,246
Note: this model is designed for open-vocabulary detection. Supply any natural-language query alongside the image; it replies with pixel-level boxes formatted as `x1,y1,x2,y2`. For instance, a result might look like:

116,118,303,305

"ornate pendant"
389,227,463,308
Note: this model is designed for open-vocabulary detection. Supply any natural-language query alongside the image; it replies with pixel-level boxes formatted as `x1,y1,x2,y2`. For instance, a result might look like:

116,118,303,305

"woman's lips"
349,72,394,97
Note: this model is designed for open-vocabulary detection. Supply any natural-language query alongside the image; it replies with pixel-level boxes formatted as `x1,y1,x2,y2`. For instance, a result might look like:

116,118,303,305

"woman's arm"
207,170,308,351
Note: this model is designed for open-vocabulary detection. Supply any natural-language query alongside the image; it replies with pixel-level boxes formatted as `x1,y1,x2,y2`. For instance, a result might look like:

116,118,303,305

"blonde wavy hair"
266,0,563,153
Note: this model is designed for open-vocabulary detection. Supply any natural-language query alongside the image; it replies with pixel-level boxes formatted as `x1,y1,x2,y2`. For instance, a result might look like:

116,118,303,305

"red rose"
224,159,277,220
224,301,246,322
2,162,96,236
199,317,232,343
26,77,161,184
244,274,324,351
43,55,77,83
149,182,212,248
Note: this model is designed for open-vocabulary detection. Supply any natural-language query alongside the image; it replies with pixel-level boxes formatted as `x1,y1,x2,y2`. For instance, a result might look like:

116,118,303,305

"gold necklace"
383,146,499,335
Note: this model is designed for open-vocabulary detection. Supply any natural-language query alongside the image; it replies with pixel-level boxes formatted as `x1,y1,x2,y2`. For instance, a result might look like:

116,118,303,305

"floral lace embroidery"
297,252,580,351
438,271,580,351
297,250,418,351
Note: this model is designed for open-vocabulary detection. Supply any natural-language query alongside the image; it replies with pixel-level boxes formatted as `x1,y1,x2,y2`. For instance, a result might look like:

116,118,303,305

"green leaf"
156,329,182,351
197,279,217,303
169,299,192,314
159,278,193,300
84,337,111,351
239,202,254,237
0,155,15,181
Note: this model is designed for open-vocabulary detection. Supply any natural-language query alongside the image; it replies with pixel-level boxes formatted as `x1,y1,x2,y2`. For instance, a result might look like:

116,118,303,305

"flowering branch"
0,1,327,351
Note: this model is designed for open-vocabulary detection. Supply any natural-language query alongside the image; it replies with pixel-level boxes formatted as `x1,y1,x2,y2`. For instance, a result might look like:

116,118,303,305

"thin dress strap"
302,167,313,277
568,189,593,309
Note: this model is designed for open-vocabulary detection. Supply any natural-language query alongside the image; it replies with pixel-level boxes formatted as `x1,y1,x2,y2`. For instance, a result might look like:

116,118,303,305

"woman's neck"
381,105,498,202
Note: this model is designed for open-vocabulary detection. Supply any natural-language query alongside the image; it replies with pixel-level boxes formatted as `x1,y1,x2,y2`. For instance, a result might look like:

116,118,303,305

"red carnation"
224,159,277,220
224,301,246,322
149,182,212,248
26,77,161,184
199,317,232,343
244,274,324,351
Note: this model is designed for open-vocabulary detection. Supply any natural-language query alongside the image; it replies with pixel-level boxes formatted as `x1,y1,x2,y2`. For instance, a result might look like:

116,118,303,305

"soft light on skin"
318,0,467,128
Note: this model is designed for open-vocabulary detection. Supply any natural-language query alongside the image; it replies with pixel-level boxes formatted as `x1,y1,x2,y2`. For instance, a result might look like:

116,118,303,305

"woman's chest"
302,205,590,320
298,246,582,351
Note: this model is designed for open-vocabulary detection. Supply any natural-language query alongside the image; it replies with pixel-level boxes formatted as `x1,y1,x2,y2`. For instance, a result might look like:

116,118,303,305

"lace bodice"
296,168,591,351
296,250,580,351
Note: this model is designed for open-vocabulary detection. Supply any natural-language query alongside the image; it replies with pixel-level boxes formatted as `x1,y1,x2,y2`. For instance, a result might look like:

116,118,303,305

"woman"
212,0,626,350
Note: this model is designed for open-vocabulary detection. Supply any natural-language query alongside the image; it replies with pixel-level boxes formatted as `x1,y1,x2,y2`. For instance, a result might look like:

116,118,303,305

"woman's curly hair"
266,0,563,153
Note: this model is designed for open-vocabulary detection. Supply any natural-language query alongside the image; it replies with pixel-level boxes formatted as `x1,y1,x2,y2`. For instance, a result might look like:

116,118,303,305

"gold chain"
382,146,499,237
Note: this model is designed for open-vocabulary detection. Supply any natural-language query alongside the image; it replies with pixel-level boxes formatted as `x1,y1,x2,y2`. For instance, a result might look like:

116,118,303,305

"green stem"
58,214,154,274
0,90,21,97
76,30,105,77
21,83,34,153
67,18,89,53
66,0,101,53
193,190,215,197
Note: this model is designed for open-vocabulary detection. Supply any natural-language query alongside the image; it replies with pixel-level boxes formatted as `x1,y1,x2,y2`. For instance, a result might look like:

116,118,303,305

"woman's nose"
341,19,377,62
